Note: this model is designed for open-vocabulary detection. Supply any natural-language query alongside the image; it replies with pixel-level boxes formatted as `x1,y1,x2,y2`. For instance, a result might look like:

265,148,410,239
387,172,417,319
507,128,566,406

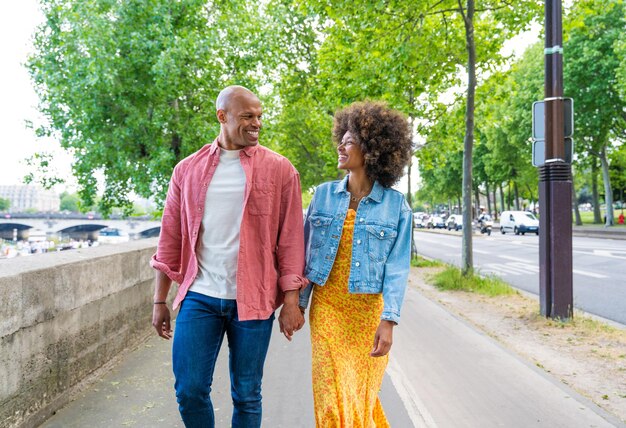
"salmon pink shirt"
151,140,307,321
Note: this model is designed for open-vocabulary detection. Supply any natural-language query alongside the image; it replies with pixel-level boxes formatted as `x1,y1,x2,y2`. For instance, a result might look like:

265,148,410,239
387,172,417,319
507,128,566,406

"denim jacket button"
355,261,360,267
357,239,361,244
380,231,384,236
360,218,364,222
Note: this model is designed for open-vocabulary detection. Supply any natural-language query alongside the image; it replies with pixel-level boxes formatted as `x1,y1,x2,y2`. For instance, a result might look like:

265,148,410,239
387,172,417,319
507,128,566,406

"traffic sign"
532,98,574,140
532,138,573,167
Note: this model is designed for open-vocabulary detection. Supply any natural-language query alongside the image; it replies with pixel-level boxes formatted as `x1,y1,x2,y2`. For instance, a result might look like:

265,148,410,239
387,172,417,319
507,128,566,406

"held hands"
370,320,395,357
152,304,172,340
278,290,305,341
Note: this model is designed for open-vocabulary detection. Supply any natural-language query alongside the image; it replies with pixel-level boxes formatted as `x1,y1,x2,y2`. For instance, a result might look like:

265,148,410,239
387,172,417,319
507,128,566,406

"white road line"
593,250,626,261
387,356,437,428
572,269,608,279
496,255,608,278
507,262,540,273
497,255,534,263
480,264,522,276
473,249,489,254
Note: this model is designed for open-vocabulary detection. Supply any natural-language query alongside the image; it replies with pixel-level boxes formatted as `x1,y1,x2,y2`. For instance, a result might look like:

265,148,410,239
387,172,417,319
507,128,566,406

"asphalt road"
414,229,626,325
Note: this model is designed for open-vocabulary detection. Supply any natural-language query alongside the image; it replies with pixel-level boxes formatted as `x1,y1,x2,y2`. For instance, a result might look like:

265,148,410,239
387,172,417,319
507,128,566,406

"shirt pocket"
308,214,334,249
366,224,397,262
247,182,274,216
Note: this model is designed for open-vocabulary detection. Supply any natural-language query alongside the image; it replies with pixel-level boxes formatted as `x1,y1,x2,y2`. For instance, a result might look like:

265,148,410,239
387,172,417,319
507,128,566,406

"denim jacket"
299,176,412,324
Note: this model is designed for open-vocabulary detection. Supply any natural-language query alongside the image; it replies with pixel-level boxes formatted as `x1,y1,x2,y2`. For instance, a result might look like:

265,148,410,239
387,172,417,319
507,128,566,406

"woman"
299,101,413,427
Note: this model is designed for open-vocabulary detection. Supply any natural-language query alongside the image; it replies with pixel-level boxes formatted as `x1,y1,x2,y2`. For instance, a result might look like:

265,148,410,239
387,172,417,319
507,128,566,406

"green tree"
59,192,80,212
0,198,10,211
28,0,278,215
609,144,626,204
480,46,542,214
563,0,626,225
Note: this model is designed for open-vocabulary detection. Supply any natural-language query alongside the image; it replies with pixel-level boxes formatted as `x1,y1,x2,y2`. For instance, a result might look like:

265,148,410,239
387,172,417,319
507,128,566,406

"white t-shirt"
189,148,245,299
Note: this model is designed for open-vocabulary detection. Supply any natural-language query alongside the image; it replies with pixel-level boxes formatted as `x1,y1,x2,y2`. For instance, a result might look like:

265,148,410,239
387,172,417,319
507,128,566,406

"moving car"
500,211,539,235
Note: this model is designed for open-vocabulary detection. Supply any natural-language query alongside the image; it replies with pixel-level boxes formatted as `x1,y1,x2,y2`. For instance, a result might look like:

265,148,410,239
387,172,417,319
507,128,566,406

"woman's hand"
370,320,395,357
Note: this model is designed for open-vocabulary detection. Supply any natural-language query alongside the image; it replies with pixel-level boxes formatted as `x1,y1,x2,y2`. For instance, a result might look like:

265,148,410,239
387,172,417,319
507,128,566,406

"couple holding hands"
151,85,412,428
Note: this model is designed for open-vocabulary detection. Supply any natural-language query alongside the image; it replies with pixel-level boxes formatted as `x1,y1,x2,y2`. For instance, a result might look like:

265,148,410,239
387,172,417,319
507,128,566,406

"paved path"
41,286,623,427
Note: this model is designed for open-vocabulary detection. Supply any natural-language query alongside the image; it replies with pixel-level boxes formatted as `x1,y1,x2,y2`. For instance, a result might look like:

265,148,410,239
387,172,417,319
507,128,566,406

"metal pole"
539,0,573,319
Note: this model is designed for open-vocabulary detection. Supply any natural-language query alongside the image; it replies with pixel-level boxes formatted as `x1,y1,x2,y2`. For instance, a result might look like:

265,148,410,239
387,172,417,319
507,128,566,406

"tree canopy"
26,0,624,226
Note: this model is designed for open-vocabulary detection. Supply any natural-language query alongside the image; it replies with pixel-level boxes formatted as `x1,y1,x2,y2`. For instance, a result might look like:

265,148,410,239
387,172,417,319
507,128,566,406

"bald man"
150,86,306,428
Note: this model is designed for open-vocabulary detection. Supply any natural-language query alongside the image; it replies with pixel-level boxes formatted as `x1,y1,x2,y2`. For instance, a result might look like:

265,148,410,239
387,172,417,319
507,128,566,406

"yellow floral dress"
309,209,389,428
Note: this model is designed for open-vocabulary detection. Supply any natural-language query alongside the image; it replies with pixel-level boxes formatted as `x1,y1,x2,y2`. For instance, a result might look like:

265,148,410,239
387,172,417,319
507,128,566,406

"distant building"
0,185,60,212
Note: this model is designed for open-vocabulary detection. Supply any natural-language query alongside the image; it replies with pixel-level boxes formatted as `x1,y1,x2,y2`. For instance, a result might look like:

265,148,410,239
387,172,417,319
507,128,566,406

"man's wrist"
283,290,299,305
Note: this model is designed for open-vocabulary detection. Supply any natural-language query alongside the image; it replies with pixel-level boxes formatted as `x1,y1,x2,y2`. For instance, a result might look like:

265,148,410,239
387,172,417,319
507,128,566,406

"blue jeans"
172,291,274,428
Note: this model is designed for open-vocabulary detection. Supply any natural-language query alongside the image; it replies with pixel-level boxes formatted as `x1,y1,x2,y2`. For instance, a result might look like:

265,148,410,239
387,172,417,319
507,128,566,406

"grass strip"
431,265,516,297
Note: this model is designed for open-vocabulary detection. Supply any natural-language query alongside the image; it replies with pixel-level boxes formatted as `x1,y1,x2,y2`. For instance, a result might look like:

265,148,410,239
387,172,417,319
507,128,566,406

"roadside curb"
414,225,626,240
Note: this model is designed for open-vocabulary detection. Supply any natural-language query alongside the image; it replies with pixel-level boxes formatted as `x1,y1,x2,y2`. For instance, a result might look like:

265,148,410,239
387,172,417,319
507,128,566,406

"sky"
0,1,540,197
0,1,76,190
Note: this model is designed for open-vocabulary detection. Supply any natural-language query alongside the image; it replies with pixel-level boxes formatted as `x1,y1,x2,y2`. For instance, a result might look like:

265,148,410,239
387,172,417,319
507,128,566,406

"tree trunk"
526,184,535,210
506,181,513,210
599,147,614,226
460,0,475,276
592,158,602,223
499,184,505,216
407,154,413,209
457,197,462,214
492,188,498,219
572,173,583,226
406,99,415,210
474,187,480,218
486,182,492,217
514,181,520,210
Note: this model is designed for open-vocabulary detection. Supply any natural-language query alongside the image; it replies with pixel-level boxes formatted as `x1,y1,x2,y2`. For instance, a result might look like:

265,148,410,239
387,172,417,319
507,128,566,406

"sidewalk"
40,278,624,427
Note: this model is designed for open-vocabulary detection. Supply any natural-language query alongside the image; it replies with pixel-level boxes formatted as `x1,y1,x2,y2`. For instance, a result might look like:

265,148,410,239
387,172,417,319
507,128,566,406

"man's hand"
370,320,395,357
152,304,172,340
278,290,305,341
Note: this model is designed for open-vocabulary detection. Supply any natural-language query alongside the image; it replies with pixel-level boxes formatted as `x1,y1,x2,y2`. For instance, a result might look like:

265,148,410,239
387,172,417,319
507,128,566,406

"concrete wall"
0,239,165,428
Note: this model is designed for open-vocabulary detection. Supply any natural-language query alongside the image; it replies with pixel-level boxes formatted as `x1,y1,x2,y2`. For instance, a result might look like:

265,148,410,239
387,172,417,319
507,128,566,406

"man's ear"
217,109,227,124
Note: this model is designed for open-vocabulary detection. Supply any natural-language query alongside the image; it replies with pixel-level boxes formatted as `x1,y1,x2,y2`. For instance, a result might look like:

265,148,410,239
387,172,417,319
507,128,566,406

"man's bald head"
215,85,258,111
215,85,263,150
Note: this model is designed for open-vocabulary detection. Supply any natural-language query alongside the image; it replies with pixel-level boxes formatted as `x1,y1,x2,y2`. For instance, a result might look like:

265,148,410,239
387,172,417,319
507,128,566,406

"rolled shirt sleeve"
276,172,308,292
151,165,184,285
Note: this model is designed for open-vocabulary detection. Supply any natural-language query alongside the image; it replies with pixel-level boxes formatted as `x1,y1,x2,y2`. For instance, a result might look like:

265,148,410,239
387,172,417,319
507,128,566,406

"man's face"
218,93,262,150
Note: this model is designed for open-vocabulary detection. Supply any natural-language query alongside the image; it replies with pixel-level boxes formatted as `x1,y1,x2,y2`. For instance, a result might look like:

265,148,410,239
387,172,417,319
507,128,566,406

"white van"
500,211,539,235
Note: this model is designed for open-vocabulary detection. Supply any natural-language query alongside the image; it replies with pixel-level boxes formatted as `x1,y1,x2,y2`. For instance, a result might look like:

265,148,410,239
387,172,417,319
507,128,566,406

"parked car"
427,215,446,229
500,211,539,235
446,214,463,231
413,212,426,228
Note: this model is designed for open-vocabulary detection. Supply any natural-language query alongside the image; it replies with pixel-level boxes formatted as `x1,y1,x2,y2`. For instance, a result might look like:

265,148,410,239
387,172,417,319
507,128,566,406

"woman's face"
337,131,365,171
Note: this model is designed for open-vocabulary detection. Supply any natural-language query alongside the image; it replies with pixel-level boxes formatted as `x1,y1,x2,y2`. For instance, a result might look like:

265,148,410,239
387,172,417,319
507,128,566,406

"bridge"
0,214,161,241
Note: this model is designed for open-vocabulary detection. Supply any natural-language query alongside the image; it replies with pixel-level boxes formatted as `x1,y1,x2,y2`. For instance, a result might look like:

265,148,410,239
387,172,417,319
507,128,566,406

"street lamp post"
538,0,573,319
